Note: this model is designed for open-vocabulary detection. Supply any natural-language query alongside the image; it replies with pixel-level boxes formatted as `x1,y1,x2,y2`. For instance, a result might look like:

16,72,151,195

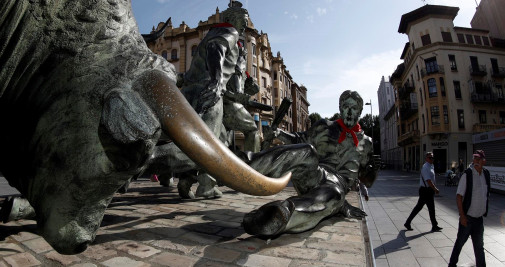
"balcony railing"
398,130,420,146
472,124,505,133
421,65,444,78
491,67,505,78
469,81,505,103
469,64,487,76
399,103,418,120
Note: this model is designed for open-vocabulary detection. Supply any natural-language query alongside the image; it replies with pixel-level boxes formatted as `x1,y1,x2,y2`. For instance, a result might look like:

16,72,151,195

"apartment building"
142,5,310,149
377,76,401,169
392,5,505,173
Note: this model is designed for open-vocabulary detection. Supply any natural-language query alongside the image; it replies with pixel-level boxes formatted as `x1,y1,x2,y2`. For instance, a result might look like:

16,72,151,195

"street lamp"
365,100,373,154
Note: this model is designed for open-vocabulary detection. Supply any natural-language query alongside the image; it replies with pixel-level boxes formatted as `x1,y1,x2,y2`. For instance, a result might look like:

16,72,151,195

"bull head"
0,0,289,254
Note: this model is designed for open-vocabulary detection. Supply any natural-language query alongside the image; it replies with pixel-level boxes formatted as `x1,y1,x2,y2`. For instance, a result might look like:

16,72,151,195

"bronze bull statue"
0,0,289,254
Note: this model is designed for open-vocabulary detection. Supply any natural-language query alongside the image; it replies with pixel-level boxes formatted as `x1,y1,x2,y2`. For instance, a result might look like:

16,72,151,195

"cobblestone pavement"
0,178,369,267
364,170,505,267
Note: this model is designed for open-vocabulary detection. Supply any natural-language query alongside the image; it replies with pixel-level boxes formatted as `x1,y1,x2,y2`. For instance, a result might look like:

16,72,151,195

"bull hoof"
177,178,196,199
1,197,36,223
196,186,222,199
242,200,294,237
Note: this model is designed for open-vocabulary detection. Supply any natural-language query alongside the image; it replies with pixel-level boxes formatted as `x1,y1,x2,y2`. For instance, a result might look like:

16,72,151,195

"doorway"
433,149,447,174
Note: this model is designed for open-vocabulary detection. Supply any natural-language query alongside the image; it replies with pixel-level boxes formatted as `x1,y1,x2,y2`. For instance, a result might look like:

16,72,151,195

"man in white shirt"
448,150,490,267
404,152,442,232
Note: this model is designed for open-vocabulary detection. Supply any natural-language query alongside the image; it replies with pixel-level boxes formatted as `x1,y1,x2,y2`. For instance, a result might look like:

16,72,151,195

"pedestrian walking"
448,150,490,267
404,152,443,232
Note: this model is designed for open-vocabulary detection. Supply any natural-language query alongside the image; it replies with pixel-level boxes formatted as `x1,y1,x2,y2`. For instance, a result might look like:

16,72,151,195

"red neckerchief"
336,119,361,147
212,22,234,28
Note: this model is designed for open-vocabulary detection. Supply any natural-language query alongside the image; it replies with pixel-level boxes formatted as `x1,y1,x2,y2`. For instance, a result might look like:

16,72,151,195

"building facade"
143,6,310,150
471,0,505,40
377,76,401,169
392,5,505,173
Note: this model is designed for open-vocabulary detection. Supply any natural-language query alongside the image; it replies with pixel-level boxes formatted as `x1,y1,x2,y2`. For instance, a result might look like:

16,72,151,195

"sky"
131,0,480,119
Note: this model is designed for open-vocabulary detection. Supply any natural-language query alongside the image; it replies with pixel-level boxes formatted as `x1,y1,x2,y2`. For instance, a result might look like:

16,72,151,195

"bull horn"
138,70,290,195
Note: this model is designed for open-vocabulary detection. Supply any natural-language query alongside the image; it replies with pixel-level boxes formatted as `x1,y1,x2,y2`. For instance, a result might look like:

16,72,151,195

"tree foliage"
359,114,380,154
328,113,341,121
309,112,322,125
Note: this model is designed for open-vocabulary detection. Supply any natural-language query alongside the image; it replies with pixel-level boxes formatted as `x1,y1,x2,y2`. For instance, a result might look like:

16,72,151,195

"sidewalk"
364,170,505,267
0,177,369,267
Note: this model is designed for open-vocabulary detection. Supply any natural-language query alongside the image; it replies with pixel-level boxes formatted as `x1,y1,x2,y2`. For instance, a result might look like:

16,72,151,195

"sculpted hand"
198,80,223,114
244,76,259,95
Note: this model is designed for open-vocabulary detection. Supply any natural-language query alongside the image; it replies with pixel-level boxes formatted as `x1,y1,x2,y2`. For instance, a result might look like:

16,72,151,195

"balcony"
469,64,487,76
398,84,415,100
491,67,505,78
469,81,505,103
421,65,444,78
398,130,420,146
400,103,418,120
472,123,505,133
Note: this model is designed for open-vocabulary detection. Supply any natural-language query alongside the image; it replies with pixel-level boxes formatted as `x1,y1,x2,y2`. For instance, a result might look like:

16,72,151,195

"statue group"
0,0,377,254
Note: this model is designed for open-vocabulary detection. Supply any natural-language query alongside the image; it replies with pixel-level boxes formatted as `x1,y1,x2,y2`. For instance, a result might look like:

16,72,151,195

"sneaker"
404,223,413,231
431,226,443,232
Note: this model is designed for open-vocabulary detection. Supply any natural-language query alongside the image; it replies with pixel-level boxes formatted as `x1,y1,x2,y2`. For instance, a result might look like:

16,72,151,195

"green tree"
359,114,380,154
309,112,322,125
328,113,341,121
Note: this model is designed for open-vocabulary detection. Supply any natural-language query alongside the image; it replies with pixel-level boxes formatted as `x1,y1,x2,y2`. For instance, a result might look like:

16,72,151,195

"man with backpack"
448,150,490,267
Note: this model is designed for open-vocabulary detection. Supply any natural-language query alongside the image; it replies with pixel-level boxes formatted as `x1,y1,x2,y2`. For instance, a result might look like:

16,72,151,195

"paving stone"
194,246,242,263
117,241,161,258
306,239,363,254
329,233,363,243
236,254,291,267
150,252,197,267
148,239,195,255
179,232,222,245
8,231,39,242
102,256,150,267
259,246,321,261
70,263,97,267
0,242,24,256
80,244,117,260
323,251,365,266
3,252,41,267
44,250,81,266
22,237,53,254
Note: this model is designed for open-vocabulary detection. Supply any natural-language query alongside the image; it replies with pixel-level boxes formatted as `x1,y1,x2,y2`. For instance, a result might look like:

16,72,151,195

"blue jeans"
448,216,485,267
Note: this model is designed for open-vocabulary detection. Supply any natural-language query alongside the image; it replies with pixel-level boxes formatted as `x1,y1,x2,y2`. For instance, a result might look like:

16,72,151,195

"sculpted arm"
198,39,229,114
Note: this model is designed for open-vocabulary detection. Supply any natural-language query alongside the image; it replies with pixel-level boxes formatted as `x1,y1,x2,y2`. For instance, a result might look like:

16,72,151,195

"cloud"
306,15,314,23
302,49,403,118
316,7,327,16
291,14,299,20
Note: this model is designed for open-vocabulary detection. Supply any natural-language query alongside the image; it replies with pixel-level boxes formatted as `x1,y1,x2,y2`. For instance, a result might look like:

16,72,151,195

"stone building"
471,0,505,40
142,6,310,150
392,5,505,173
377,76,401,170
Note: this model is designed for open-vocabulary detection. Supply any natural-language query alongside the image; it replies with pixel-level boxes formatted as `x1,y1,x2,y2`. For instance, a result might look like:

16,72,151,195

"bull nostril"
73,241,91,254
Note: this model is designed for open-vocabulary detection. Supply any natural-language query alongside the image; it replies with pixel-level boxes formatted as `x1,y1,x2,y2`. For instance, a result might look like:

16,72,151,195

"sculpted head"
222,1,249,35
339,90,363,128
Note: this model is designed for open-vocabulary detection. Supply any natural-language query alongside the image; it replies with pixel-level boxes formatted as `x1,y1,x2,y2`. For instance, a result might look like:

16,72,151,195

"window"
466,34,474,44
457,33,465,43
431,106,440,125
252,44,256,56
479,110,487,123
419,89,423,106
421,34,432,46
252,65,257,78
422,114,426,133
428,78,437,97
171,49,177,60
416,65,420,80
191,45,197,56
425,57,438,74
449,54,457,71
441,31,453,42
274,71,278,80
262,77,267,88
500,111,505,124
496,84,504,99
440,77,446,97
475,35,482,45
443,105,449,124
453,81,462,99
161,51,168,60
457,109,465,128
483,36,490,46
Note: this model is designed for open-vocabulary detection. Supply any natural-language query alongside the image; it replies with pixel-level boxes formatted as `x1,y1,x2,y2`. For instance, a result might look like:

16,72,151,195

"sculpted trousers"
406,187,438,227
449,216,485,267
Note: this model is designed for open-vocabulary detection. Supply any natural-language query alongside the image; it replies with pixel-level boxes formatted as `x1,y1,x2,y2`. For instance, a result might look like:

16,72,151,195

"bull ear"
99,88,161,171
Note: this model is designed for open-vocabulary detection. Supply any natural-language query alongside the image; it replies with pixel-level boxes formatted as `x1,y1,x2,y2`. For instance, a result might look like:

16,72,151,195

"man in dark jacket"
448,150,491,267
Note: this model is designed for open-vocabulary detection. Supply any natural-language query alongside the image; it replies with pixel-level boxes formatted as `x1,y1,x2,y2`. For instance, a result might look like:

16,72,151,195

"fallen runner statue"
0,0,289,254
242,90,379,237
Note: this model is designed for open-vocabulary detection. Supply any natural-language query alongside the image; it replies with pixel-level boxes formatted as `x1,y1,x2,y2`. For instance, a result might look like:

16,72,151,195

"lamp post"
365,100,373,154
